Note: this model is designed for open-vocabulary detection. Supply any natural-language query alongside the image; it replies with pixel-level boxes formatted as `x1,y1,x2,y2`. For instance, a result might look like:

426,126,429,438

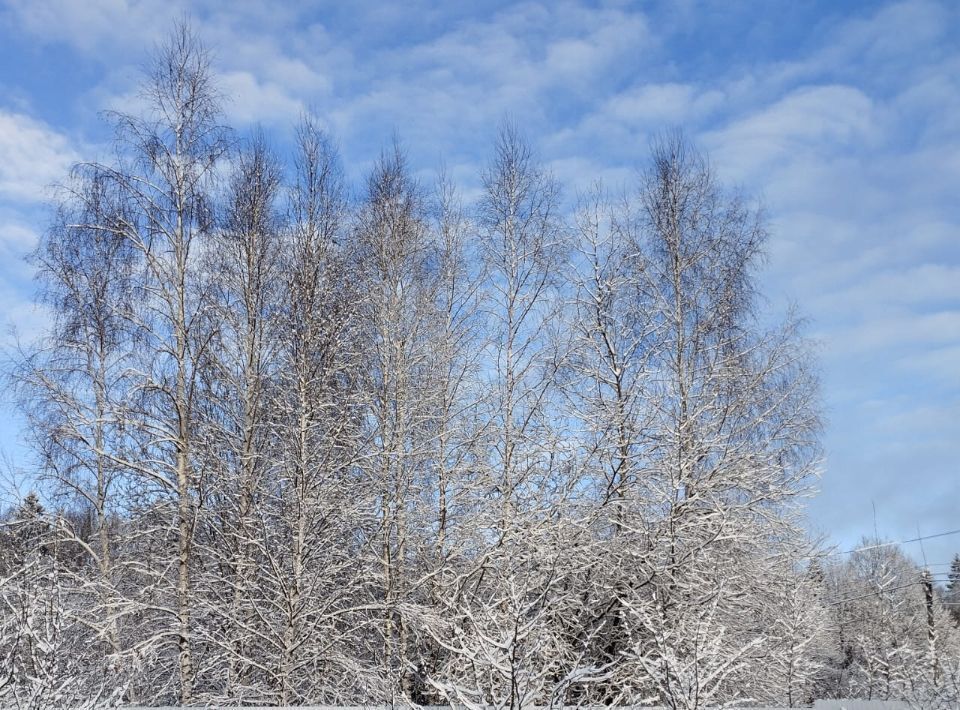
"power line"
827,574,958,607
827,581,923,606
823,572,954,600
824,528,960,558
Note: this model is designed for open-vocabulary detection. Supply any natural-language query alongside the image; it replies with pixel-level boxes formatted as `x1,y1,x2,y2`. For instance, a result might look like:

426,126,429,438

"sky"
0,0,958,568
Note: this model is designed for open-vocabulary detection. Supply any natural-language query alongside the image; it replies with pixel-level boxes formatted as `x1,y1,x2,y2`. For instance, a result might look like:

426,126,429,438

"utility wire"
827,581,928,607
823,528,960,558
827,573,957,607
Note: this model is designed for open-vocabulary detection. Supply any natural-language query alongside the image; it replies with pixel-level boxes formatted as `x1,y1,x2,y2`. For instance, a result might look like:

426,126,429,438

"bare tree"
73,23,231,702
16,168,136,682
259,118,372,704
426,124,577,710
405,169,486,704
596,134,821,709
193,133,283,701
353,140,444,702
561,183,657,702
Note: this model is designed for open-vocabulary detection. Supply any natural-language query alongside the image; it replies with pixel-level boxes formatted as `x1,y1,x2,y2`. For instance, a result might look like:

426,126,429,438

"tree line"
1,23,958,709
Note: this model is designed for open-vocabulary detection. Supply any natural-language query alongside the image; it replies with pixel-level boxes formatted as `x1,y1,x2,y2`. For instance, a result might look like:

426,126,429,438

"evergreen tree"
947,554,960,626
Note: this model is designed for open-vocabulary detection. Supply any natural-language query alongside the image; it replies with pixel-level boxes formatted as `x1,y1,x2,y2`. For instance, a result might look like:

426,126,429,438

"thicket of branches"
2,24,958,709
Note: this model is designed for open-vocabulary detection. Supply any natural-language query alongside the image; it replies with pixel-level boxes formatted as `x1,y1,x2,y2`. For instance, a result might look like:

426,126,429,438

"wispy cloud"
0,110,79,203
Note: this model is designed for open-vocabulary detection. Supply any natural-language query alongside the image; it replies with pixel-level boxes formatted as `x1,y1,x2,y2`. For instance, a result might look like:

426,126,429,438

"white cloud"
545,155,632,196
839,0,949,60
825,310,960,357
760,0,953,93
0,295,51,348
818,263,960,315
600,83,725,126
0,110,79,203
217,71,307,127
322,1,654,157
3,0,339,133
703,85,877,182
0,222,39,254
540,81,725,175
1,0,171,52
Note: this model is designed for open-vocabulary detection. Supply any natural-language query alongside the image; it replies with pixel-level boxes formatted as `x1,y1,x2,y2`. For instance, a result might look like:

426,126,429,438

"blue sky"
0,0,958,566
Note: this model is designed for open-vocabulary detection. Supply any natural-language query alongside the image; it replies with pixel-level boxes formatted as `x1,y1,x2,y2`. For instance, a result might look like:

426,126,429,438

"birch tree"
16,168,136,682
410,171,485,704
260,119,372,704
195,133,283,701
611,134,821,709
0,495,126,708
354,140,440,702
81,23,230,702
427,124,576,710
562,184,657,703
